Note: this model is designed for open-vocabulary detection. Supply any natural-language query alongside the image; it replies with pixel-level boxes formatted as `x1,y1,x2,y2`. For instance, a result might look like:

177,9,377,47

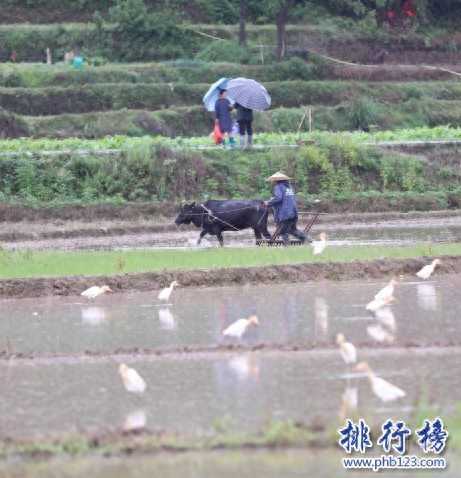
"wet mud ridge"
1,255,461,299
2,342,460,363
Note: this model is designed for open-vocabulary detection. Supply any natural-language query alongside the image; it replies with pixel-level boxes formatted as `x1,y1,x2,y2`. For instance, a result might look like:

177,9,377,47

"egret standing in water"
416,259,441,280
354,361,405,402
374,276,402,301
81,285,112,302
223,315,259,339
312,232,327,255
118,363,146,393
336,333,357,365
158,280,179,302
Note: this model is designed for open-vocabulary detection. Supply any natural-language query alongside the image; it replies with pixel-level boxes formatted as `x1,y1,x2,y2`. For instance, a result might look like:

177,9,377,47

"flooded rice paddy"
1,275,460,353
1,348,460,439
1,272,460,478
0,275,460,441
3,221,461,251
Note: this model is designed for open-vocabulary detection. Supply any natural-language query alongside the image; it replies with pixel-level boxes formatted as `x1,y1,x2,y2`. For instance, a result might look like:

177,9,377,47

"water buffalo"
175,199,271,246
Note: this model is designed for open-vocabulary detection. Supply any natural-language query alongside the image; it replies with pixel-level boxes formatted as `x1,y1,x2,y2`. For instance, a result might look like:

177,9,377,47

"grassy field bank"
0,243,459,280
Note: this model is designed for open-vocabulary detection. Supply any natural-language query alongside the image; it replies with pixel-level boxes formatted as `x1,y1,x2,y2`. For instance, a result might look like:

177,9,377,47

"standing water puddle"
0,275,460,353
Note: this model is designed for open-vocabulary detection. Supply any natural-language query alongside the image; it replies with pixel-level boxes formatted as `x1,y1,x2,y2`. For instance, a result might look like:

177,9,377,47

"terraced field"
2,3,461,477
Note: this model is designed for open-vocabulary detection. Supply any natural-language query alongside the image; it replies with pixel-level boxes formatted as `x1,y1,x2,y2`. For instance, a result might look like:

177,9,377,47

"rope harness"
180,203,324,240
199,204,241,231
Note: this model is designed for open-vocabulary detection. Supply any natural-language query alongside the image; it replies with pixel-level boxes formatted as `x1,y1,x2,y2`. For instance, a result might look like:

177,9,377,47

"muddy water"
0,275,460,353
0,348,460,439
3,222,461,251
2,449,461,478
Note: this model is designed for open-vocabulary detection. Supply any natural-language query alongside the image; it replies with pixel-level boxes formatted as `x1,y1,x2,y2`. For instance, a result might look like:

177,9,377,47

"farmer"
264,171,311,246
235,102,253,149
215,89,236,149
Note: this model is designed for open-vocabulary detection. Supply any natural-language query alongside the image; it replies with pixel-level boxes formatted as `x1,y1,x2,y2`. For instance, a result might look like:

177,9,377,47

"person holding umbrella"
264,171,311,246
215,89,236,149
235,102,253,149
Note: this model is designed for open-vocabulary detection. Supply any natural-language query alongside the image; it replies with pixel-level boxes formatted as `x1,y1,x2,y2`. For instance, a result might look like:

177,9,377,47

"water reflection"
314,297,329,339
3,350,458,439
81,307,109,326
158,308,176,330
375,307,396,332
416,283,438,311
339,385,358,422
0,276,459,353
367,323,394,343
227,355,260,381
123,409,147,432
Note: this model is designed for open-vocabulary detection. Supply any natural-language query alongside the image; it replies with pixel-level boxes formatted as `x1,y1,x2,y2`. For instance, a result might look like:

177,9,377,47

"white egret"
81,285,112,302
416,259,441,280
336,333,357,364
223,315,259,339
374,275,402,301
354,361,405,402
366,295,394,312
118,363,146,393
311,232,327,255
158,280,179,302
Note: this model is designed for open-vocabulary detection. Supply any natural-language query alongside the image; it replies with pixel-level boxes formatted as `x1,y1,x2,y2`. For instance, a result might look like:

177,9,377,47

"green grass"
0,243,460,280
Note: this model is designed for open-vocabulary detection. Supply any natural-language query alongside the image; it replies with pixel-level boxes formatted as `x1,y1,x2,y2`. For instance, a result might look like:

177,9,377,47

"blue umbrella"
226,78,271,110
203,77,233,111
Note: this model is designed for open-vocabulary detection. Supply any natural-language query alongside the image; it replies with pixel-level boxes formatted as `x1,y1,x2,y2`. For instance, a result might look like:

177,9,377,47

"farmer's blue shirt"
268,180,298,223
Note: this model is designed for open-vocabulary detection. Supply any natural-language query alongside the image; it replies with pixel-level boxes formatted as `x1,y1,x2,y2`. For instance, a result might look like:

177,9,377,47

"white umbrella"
202,77,233,111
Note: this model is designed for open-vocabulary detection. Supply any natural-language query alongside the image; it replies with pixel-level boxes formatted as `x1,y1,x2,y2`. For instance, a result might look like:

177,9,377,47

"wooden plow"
256,210,326,246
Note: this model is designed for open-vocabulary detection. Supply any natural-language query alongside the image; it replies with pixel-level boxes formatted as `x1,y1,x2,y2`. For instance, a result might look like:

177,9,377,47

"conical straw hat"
266,170,292,181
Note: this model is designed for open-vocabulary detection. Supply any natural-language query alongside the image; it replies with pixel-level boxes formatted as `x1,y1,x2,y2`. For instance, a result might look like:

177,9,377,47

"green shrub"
195,40,251,63
348,97,380,131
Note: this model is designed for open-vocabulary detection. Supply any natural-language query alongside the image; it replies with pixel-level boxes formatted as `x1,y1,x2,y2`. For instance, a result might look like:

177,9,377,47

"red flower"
387,10,395,19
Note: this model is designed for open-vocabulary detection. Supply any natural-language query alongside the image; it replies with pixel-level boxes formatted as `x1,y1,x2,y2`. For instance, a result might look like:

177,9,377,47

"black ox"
175,199,271,246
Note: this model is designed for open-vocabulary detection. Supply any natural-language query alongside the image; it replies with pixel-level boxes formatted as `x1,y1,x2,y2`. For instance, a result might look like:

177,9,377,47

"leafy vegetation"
0,133,459,207
2,126,461,153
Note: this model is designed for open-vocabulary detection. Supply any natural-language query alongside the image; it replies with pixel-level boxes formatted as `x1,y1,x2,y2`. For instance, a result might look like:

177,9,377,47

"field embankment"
1,252,461,299
0,135,460,210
